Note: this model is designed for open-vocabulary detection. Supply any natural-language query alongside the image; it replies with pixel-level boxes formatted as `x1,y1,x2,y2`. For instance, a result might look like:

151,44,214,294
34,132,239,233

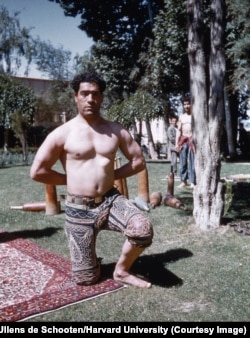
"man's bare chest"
64,131,119,159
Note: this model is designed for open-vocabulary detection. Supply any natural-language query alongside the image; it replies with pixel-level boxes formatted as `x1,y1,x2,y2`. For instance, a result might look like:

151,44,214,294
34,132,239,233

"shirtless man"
30,71,153,288
175,95,196,188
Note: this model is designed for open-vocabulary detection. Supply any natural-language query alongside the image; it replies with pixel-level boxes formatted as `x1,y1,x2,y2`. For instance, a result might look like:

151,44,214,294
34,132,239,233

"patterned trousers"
65,189,153,285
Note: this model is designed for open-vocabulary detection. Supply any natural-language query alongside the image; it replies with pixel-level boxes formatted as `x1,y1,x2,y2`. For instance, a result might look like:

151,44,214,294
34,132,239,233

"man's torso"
61,117,120,196
179,113,192,137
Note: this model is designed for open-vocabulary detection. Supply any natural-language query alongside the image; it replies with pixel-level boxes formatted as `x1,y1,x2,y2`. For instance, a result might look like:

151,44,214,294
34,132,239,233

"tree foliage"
0,72,35,129
0,72,35,160
0,4,79,153
0,6,33,75
143,0,189,94
108,89,165,129
34,80,77,126
49,0,190,128
33,38,72,80
49,0,166,96
0,5,74,80
49,0,164,43
51,0,250,108
226,0,250,95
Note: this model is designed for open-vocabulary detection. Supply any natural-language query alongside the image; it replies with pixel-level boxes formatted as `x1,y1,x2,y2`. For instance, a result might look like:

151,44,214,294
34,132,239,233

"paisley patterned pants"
65,188,153,285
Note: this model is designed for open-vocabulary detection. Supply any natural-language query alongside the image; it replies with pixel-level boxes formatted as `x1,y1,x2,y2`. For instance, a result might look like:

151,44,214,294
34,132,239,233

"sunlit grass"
0,155,250,322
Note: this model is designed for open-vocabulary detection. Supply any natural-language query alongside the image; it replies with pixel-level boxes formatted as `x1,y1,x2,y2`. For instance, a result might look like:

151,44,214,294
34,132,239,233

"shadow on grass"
225,182,250,220
176,181,250,221
101,248,193,288
174,190,194,215
0,227,62,243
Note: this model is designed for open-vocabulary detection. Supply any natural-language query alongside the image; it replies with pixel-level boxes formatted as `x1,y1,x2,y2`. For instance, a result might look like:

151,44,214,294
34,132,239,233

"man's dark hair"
182,93,191,103
71,70,106,94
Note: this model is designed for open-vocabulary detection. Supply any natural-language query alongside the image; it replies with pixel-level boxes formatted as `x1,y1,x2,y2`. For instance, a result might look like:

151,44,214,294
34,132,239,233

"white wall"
136,118,167,146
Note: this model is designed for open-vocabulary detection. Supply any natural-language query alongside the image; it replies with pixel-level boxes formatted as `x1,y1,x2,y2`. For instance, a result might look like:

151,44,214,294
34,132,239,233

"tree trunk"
18,133,28,163
145,117,158,159
3,128,10,152
188,0,226,229
224,87,236,158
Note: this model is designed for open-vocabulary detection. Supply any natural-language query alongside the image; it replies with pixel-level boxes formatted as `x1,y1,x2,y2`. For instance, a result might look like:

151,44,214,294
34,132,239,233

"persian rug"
0,231,124,322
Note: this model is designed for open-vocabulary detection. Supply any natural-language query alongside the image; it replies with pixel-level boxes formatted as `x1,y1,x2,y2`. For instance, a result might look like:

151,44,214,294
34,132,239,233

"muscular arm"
114,128,146,180
30,130,67,185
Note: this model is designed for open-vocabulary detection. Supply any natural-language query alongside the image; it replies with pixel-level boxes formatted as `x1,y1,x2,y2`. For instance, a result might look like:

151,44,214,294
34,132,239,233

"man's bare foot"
113,272,151,288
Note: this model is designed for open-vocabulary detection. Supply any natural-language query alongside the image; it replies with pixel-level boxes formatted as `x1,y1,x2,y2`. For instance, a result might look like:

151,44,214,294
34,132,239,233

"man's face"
74,82,104,117
183,100,191,114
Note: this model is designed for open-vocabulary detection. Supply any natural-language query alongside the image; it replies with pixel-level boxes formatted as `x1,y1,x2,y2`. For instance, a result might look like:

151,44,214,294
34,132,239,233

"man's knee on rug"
73,264,101,286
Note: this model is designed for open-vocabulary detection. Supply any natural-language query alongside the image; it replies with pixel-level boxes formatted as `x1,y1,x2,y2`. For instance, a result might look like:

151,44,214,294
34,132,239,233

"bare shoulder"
99,119,129,138
108,120,130,135
45,118,76,145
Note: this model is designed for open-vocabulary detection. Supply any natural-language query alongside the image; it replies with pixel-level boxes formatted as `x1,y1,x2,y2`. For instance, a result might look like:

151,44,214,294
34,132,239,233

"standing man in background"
176,95,196,188
167,116,178,174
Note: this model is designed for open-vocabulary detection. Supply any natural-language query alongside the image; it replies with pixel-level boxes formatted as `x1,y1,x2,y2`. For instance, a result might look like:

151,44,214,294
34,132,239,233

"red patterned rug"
0,231,124,322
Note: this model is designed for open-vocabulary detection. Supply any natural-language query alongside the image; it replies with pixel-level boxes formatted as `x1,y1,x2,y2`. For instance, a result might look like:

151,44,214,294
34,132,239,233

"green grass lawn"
0,157,250,322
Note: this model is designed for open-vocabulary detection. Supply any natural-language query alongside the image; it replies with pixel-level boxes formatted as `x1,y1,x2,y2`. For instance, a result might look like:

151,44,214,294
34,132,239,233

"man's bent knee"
126,218,153,248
